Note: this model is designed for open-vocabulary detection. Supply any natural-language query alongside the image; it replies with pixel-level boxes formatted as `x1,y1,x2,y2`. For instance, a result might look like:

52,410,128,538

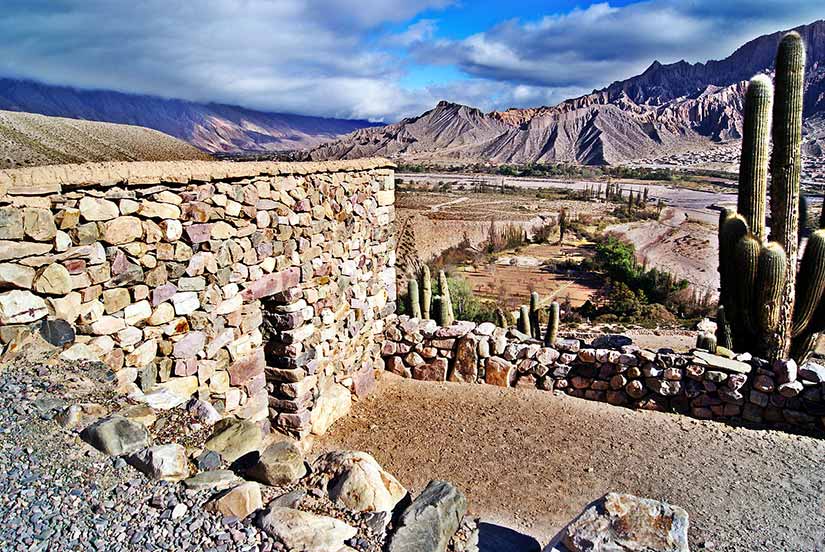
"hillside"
0,79,380,154
0,110,211,168
309,19,825,166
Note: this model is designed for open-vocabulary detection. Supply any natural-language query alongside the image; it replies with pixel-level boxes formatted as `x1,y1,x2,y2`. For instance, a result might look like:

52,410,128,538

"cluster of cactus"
406,266,454,325
511,292,560,347
718,32,825,361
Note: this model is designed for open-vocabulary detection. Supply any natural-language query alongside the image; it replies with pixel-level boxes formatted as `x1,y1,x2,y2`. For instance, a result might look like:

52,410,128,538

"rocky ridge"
309,19,825,166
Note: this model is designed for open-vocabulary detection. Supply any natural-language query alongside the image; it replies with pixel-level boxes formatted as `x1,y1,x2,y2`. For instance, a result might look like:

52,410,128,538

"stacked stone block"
0,159,396,439
383,316,825,432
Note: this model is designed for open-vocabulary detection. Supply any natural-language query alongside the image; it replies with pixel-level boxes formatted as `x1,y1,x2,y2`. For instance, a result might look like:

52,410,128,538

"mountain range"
308,20,825,166
0,78,380,154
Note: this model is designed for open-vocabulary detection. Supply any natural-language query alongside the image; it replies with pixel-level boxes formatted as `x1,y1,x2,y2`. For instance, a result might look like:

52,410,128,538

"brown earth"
0,109,212,168
315,374,825,552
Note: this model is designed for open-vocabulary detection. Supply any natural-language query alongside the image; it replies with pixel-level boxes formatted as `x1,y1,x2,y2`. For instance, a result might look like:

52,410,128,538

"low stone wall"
0,159,397,438
383,316,825,432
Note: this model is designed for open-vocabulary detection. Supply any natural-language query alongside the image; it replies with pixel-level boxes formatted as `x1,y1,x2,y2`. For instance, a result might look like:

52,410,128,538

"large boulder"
386,480,467,552
246,441,307,486
128,444,190,481
258,506,357,552
80,415,150,456
203,419,262,462
562,493,689,552
312,450,407,515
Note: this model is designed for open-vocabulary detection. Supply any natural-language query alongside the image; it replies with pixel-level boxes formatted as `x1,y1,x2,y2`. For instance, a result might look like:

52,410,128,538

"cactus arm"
755,242,788,343
733,234,761,341
792,230,825,336
737,75,773,241
718,212,749,322
768,32,805,360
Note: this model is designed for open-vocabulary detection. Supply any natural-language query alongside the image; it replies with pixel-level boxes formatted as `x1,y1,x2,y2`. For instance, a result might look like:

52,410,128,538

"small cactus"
421,265,432,320
438,271,454,326
495,307,508,328
544,301,560,347
529,292,541,339
407,278,422,319
518,305,531,336
716,306,733,350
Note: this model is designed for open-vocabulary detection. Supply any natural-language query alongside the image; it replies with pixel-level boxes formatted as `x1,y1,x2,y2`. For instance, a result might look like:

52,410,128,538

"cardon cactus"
544,301,560,347
421,265,432,320
438,271,454,326
407,278,422,319
718,32,822,361
518,305,531,336
529,292,541,339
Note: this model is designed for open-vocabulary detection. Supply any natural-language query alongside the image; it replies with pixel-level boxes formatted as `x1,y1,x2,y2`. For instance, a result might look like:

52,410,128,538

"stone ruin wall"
383,316,825,432
0,159,397,439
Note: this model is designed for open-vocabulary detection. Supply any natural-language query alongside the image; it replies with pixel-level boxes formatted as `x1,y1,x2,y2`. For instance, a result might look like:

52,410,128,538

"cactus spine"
529,292,541,339
421,265,432,320
438,271,454,326
737,74,773,241
518,305,531,336
767,32,805,359
718,33,824,361
544,301,560,347
792,230,825,336
407,278,422,318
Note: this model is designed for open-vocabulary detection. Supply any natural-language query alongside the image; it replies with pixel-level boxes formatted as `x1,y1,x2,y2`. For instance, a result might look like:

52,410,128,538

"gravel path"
315,374,825,551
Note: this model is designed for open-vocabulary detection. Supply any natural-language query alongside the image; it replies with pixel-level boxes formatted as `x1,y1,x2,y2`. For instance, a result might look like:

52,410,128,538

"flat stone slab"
691,350,751,374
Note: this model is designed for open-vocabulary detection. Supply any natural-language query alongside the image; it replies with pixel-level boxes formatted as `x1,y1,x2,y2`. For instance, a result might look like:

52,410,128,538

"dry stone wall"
0,159,396,439
383,316,825,432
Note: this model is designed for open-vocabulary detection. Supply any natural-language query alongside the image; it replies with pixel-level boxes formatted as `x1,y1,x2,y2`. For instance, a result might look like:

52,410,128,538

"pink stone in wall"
151,283,178,306
184,223,212,244
241,267,301,300
174,359,198,377
173,331,206,359
412,358,448,382
229,349,266,386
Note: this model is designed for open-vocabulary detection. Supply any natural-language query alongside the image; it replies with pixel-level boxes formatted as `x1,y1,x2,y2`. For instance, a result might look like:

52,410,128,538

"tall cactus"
421,265,432,320
717,32,822,361
438,270,454,326
544,301,560,347
529,292,541,340
407,278,422,318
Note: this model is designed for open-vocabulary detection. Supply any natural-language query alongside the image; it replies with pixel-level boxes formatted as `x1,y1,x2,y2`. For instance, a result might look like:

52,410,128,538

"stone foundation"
383,316,825,432
0,159,397,438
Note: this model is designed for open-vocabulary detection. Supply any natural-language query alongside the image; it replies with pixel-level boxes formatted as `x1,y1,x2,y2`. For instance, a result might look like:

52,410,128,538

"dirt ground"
315,374,825,552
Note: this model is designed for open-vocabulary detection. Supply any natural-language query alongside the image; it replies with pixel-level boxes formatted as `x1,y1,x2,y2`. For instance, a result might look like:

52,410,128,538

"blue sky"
0,1,821,121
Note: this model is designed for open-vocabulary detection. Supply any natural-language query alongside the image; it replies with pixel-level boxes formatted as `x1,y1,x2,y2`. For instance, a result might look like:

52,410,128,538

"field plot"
457,242,601,310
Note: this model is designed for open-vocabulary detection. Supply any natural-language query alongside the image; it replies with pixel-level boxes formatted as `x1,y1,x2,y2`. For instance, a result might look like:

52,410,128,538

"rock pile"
383,316,825,431
0,159,397,442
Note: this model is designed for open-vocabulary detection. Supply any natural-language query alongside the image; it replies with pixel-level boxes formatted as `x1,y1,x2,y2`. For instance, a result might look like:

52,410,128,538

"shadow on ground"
478,522,542,552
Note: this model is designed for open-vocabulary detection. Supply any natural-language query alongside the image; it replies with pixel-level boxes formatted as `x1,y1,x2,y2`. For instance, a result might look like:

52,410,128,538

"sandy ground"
315,375,825,552
607,206,719,296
